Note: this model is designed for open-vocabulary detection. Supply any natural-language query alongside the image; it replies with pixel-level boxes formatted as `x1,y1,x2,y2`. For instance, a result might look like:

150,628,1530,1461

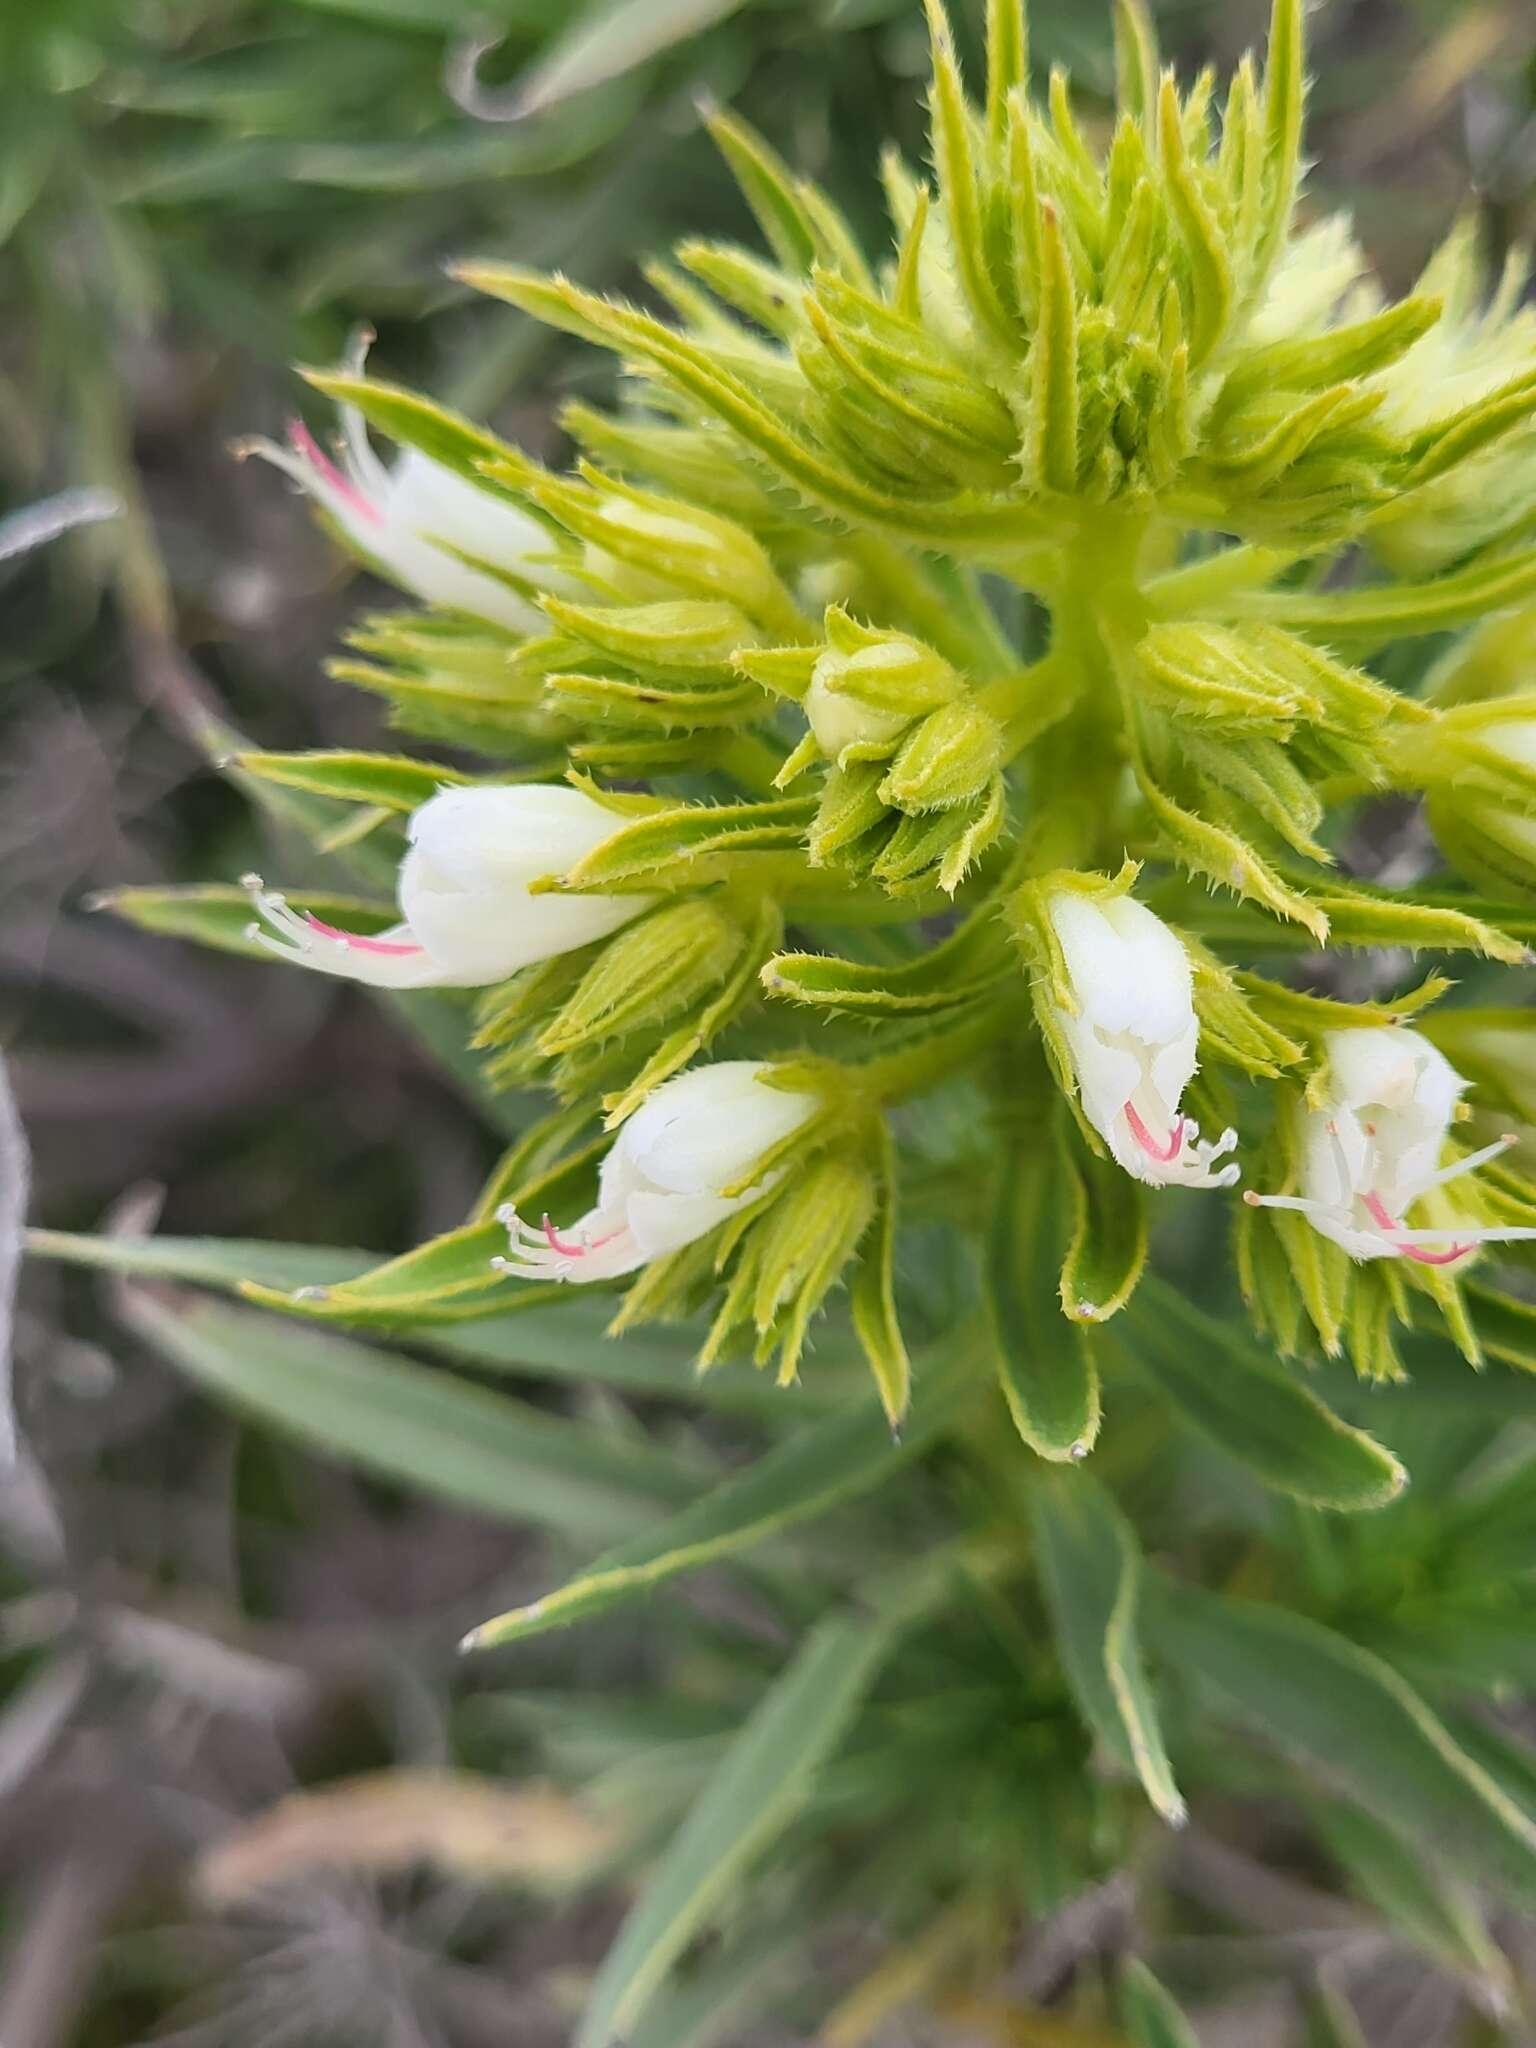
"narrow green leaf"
463,1354,968,1649
1254,0,1304,286
1159,77,1230,367
122,1290,694,1545
985,0,1028,147
574,1605,903,2048
850,1129,911,1427
1112,0,1159,130
1029,203,1080,493
1120,1959,1200,2048
1309,1797,1510,1993
703,105,817,275
1032,1472,1185,1824
1059,1128,1148,1324
235,750,465,812
502,0,748,120
300,371,529,495
26,1228,375,1295
985,1158,1101,1462
1122,1281,1406,1510
1150,1580,1536,1900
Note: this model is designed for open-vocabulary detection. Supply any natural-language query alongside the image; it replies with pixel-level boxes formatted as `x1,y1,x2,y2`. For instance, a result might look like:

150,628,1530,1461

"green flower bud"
878,700,1003,812
1414,698,1536,899
804,611,964,766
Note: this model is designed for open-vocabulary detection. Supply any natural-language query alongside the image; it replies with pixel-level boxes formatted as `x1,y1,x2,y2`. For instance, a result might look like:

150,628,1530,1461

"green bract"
105,0,1536,1416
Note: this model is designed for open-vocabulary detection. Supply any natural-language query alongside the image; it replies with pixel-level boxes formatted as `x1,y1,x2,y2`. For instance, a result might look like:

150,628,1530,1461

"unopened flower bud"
245,784,648,989
805,615,962,766
1420,699,1536,899
492,1060,820,1283
584,493,794,627
879,700,1002,813
1246,1026,1536,1265
1045,885,1238,1190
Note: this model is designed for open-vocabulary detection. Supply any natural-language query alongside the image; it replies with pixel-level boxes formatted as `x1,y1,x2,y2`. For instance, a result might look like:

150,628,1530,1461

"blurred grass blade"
466,0,750,122
1150,1580,1536,1900
464,1353,970,1648
1122,1281,1406,1509
122,1288,695,1545
1031,1471,1185,1825
1119,1959,1200,2048
1307,1796,1510,1995
576,1592,914,2048
0,487,120,564
27,1228,377,1296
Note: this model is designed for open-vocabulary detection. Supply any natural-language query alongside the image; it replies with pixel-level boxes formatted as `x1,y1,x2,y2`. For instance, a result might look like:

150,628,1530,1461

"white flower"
244,783,648,989
1245,1025,1536,1266
1046,888,1238,1189
492,1060,820,1284
257,399,559,632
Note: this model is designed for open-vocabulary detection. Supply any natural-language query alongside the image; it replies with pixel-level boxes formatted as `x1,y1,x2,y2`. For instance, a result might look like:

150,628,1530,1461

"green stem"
1016,510,1150,874
856,1001,1014,1105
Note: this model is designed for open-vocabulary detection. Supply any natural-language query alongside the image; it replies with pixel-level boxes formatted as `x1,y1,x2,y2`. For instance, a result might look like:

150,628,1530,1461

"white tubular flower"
257,397,558,632
245,784,648,990
1047,889,1238,1189
492,1060,820,1284
1246,1025,1536,1266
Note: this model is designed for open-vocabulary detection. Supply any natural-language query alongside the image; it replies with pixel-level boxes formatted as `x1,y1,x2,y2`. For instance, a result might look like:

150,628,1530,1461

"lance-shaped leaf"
763,913,1009,1017
1150,1580,1536,1901
554,795,816,891
1308,1796,1511,1995
241,1222,562,1327
1305,881,1526,963
1119,1960,1200,2048
925,0,1016,348
464,266,1051,554
1221,545,1536,652
574,1574,934,2048
1031,1471,1185,1824
463,1354,968,1649
1112,0,1158,131
1219,296,1443,410
122,1290,694,1546
235,750,467,812
1133,764,1330,940
1025,203,1079,493
850,1124,911,1427
1252,0,1304,289
299,371,535,499
1159,76,1230,368
1121,1280,1406,1510
985,1153,1101,1462
1058,1123,1148,1324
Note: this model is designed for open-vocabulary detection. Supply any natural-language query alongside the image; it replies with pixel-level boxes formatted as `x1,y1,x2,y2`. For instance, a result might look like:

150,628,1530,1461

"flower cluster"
128,0,1536,1421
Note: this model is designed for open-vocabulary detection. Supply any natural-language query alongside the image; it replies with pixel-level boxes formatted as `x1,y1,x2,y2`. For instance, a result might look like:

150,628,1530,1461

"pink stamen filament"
301,912,423,957
1124,1102,1184,1163
287,418,383,526
1362,1190,1473,1268
541,1214,621,1258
